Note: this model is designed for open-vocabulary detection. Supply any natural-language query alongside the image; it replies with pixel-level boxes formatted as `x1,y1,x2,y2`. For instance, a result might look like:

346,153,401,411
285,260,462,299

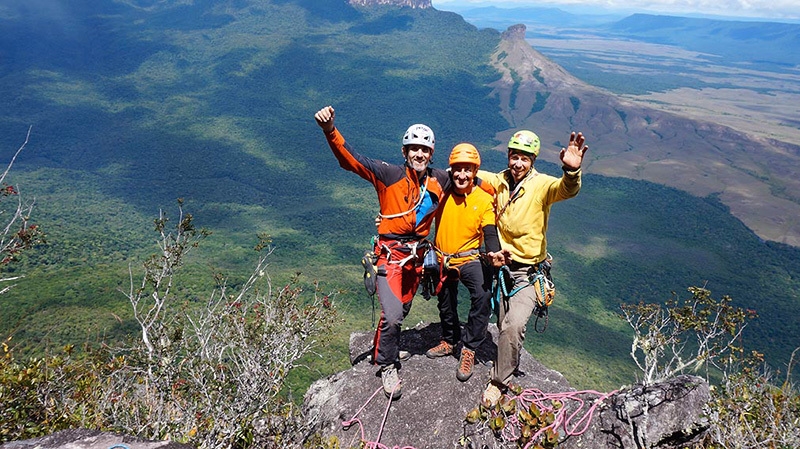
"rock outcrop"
349,0,432,8
0,429,192,449
302,323,710,449
564,375,710,448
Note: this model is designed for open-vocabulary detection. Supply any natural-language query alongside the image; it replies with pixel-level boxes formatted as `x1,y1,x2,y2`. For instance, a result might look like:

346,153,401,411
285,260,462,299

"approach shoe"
456,348,475,382
425,340,454,358
381,365,402,400
482,382,502,408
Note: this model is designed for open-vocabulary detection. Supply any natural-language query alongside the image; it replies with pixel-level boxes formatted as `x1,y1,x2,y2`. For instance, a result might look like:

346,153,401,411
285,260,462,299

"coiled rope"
341,384,615,449
498,387,618,448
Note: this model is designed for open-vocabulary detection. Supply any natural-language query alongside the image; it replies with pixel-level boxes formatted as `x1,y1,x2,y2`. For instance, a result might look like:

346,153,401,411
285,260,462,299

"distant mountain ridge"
351,0,431,7
610,13,800,66
486,23,800,247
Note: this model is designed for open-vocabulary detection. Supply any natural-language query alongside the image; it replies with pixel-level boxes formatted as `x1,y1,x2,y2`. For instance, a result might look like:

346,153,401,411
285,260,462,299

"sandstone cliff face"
349,0,432,8
302,323,710,449
491,24,800,247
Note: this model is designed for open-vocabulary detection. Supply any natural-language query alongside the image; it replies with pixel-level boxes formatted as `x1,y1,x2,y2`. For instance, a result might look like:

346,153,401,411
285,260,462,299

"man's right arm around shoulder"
477,169,502,190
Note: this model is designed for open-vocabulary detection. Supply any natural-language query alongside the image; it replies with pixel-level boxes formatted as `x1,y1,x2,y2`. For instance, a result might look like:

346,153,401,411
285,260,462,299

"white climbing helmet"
402,124,435,151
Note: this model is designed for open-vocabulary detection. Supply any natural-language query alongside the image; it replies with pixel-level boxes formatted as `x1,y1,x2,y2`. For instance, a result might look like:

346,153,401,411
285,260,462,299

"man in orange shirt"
425,143,502,382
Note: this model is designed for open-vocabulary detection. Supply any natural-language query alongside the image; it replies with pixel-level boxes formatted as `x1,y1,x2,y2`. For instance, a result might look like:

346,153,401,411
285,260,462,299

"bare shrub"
0,126,44,295
104,205,337,448
620,286,754,385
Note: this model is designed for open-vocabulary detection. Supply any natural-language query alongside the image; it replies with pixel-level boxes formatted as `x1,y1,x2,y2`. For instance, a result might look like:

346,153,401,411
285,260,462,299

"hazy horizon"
432,0,800,22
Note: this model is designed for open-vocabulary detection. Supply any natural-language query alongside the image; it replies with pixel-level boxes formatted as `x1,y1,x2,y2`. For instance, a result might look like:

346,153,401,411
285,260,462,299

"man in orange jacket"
315,105,449,400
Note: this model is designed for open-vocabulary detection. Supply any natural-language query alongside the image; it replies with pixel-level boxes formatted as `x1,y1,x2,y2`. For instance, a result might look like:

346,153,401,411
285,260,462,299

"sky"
431,0,800,21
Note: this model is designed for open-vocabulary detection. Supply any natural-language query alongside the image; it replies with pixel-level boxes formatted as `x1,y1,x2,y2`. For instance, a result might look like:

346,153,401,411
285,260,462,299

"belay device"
420,247,440,300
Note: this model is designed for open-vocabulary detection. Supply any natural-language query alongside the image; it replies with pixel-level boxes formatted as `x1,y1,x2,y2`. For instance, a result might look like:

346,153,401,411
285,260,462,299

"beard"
408,159,429,173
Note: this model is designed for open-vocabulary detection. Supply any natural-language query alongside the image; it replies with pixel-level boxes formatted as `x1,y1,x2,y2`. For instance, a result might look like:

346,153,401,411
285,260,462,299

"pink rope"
340,384,615,449
341,382,417,449
495,388,618,449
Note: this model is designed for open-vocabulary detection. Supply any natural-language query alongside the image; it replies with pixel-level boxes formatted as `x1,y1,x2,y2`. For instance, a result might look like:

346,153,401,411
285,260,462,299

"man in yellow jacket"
479,129,588,404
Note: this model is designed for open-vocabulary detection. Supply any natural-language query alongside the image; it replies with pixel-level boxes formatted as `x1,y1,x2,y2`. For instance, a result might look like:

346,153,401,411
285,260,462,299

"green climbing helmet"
507,130,540,157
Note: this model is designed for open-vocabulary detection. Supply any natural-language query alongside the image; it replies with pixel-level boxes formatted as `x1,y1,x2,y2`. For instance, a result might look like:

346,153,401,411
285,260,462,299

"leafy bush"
1,205,338,448
0,340,111,442
702,350,800,448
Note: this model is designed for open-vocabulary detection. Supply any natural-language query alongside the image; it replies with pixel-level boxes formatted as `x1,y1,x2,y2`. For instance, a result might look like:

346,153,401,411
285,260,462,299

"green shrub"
702,350,800,448
1,205,338,449
0,340,112,442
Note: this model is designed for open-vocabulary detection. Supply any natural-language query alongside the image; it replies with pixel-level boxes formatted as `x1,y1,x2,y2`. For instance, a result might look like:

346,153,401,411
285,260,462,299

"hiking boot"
381,365,402,400
425,340,454,358
482,382,502,408
456,348,475,382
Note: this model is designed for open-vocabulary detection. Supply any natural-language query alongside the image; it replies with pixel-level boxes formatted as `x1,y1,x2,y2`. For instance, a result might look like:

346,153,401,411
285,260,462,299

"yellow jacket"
478,167,581,265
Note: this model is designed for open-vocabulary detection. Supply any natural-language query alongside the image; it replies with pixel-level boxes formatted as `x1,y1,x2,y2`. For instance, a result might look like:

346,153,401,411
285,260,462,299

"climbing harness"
377,238,429,267
492,254,556,333
420,246,481,300
436,248,480,272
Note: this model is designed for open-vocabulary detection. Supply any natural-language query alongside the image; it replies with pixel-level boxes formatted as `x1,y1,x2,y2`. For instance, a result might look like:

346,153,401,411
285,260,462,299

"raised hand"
314,106,336,133
559,132,588,170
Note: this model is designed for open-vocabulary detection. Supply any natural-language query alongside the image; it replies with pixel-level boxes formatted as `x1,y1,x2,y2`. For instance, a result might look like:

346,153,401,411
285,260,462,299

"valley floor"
528,31,800,147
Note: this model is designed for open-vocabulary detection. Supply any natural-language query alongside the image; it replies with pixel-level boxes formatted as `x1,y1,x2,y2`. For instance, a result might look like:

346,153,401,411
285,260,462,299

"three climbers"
314,105,588,401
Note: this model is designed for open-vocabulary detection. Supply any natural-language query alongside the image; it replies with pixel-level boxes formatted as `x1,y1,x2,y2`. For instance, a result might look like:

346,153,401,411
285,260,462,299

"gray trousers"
491,265,538,386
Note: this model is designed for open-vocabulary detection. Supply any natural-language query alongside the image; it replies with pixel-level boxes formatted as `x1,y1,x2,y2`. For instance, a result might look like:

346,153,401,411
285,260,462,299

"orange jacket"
324,127,450,240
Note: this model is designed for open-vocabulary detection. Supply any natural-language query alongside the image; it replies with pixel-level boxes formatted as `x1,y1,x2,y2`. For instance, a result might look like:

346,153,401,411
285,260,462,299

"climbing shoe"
425,340,454,358
456,348,475,382
380,365,402,400
482,382,502,408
